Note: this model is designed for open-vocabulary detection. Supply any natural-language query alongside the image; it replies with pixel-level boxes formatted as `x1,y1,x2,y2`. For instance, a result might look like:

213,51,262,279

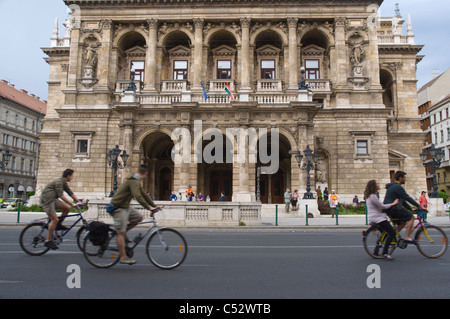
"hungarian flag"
224,83,234,101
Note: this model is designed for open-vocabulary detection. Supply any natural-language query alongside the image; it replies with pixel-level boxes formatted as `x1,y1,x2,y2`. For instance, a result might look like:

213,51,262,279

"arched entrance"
140,131,174,200
255,131,292,204
197,130,233,201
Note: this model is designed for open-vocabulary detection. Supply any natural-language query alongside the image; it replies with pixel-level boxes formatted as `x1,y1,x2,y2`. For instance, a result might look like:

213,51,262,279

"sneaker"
44,241,59,250
120,257,136,265
382,254,395,260
56,224,68,231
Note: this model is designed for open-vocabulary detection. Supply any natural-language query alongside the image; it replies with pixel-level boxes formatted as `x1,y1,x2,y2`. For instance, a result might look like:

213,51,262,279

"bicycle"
82,207,188,269
362,210,448,259
19,201,89,256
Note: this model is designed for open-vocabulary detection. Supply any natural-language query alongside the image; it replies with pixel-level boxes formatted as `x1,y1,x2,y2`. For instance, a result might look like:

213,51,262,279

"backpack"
88,221,110,246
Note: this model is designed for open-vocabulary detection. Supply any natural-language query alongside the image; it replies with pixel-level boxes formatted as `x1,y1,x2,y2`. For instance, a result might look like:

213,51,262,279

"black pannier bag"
88,221,110,246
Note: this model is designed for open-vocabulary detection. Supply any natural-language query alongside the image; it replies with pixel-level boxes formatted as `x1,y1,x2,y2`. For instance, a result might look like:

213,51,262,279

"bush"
317,200,366,215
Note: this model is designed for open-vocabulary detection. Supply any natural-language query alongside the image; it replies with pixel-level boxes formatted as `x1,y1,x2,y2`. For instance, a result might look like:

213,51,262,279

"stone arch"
250,25,288,46
297,23,335,47
134,127,175,150
204,24,241,46
158,27,194,47
114,29,148,48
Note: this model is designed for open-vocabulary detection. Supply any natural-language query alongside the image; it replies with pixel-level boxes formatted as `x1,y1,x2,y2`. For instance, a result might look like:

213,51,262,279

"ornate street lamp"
107,145,129,197
0,149,12,169
295,145,319,199
298,66,312,92
420,144,444,198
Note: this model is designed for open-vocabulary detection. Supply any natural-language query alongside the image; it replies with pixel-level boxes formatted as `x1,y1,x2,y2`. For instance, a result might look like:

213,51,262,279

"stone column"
287,17,299,91
144,19,158,92
97,19,113,90
334,17,348,90
192,18,204,91
240,17,251,92
67,28,81,90
367,23,382,92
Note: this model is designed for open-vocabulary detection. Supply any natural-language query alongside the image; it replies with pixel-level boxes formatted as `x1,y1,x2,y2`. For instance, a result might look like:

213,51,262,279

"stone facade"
37,0,426,207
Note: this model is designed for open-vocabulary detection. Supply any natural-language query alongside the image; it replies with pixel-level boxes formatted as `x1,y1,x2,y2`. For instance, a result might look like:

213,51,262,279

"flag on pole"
201,81,209,101
224,83,234,101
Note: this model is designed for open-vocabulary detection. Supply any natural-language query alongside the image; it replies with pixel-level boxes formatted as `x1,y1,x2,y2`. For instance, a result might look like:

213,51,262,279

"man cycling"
110,164,160,264
383,171,425,243
40,169,82,249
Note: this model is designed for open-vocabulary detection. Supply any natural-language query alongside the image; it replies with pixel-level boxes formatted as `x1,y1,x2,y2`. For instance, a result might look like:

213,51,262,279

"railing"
256,79,283,91
209,80,235,92
305,79,332,92
115,80,142,93
377,35,410,44
161,80,188,92
251,93,296,104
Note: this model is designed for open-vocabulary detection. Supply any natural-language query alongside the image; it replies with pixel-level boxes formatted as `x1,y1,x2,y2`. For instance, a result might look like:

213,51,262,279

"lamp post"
107,145,129,197
420,144,444,198
0,149,12,169
298,66,312,92
295,145,319,199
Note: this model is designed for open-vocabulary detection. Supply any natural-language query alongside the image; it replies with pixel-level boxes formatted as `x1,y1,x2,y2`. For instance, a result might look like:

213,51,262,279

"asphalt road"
1,226,449,300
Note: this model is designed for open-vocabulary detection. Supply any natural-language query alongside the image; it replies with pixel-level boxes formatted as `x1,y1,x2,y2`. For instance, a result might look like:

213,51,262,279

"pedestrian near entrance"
290,190,298,211
40,169,82,250
284,188,291,213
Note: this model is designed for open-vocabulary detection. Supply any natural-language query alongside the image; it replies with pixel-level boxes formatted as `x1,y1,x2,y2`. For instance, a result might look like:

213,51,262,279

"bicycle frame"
391,211,433,242
35,211,88,238
125,219,164,250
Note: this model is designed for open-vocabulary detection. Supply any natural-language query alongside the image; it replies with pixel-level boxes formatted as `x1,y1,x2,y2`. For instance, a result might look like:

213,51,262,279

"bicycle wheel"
415,225,448,258
146,228,187,270
75,226,88,251
363,226,396,259
19,223,51,256
83,228,120,268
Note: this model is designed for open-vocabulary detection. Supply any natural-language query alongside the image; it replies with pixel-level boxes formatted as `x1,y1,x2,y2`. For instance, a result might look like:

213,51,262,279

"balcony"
161,80,189,92
305,79,332,94
256,79,283,92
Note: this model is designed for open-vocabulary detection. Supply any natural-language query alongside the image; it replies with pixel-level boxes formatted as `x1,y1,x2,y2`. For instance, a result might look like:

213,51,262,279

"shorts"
41,199,65,217
387,207,413,222
111,206,143,234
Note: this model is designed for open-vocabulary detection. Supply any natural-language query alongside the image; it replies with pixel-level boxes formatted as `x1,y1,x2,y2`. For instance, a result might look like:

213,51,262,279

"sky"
0,0,449,101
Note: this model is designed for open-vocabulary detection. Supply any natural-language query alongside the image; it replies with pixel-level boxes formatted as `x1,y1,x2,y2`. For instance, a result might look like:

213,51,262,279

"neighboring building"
0,80,47,200
428,94,450,193
418,68,450,193
37,0,426,205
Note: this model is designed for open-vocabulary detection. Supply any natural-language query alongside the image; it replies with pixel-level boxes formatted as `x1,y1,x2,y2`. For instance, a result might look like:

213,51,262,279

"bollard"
275,204,278,226
17,202,21,223
305,205,309,226
335,206,339,225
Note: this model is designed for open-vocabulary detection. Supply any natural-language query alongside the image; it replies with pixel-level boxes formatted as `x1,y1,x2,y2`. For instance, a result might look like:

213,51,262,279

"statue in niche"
79,40,99,88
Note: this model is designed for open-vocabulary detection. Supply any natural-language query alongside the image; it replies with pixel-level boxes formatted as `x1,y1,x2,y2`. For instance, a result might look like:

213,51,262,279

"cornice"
64,0,382,6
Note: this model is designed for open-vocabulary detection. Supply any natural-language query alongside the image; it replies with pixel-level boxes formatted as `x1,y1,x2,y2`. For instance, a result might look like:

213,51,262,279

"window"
356,141,368,154
261,60,275,79
29,160,34,174
131,61,145,82
351,131,375,161
71,131,95,161
173,60,188,80
76,140,88,154
217,60,231,79
305,59,320,79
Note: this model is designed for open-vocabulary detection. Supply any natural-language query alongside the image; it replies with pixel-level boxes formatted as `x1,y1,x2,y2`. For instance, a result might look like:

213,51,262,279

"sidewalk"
1,210,449,229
